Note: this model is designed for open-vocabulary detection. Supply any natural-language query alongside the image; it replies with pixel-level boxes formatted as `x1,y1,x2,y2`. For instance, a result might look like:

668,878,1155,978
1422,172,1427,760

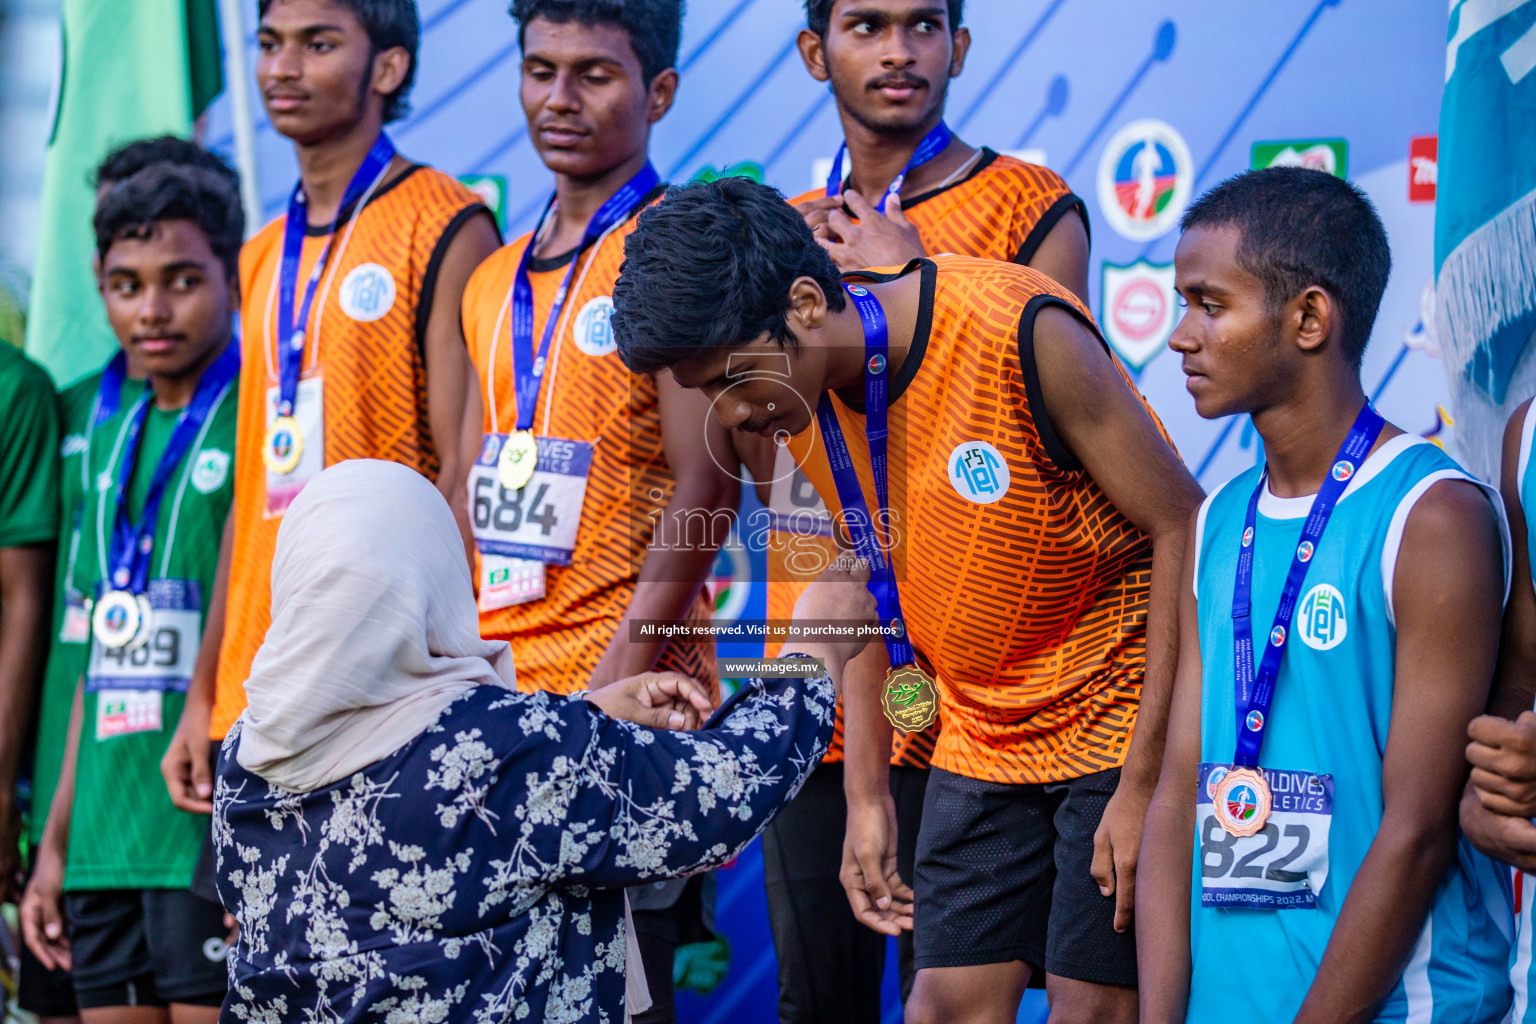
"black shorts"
64,888,230,1008
912,766,1136,986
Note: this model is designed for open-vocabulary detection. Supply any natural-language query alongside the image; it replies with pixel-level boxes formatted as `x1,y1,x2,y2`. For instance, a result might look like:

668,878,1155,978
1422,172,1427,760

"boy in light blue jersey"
1137,166,1515,1024
1458,399,1536,1021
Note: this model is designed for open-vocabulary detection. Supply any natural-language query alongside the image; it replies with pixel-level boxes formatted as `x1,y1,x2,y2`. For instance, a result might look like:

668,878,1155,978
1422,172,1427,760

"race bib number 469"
1197,763,1332,910
469,434,593,566
86,579,201,693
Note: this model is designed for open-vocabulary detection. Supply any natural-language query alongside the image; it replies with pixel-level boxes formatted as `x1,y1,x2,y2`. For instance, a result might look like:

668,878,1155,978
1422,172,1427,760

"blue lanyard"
100,343,241,593
94,351,139,426
1231,403,1385,766
274,133,396,417
815,283,915,670
825,121,952,213
506,163,660,432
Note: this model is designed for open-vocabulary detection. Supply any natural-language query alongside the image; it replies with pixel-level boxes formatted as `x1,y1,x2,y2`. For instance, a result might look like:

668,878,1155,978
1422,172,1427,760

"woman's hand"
584,672,716,731
784,557,876,683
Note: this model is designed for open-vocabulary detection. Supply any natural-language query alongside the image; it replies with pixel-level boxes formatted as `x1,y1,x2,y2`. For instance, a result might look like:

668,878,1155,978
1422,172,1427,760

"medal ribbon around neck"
99,343,241,595
274,133,396,417
1230,403,1385,768
503,163,660,434
815,283,916,673
825,121,952,214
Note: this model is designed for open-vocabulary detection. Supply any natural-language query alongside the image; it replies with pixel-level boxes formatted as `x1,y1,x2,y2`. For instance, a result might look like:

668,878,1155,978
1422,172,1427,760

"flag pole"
218,0,262,236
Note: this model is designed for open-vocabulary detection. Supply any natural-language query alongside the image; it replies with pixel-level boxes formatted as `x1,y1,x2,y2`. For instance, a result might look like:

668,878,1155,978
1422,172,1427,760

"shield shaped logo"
1100,259,1177,371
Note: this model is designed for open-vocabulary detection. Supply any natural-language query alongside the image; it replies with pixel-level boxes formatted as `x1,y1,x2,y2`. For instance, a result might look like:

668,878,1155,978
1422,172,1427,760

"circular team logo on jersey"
1242,526,1254,548
1245,710,1265,733
947,440,1011,504
1298,583,1348,650
867,354,886,375
1097,119,1193,241
190,449,231,494
338,263,396,322
573,295,618,357
1269,625,1286,647
1296,540,1315,562
1205,765,1229,801
1331,460,1355,482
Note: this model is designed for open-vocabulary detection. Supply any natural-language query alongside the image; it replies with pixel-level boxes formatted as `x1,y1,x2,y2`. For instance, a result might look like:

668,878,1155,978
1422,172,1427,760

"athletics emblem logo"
947,440,1011,505
271,429,294,461
338,263,396,322
1097,119,1193,241
1298,583,1348,651
1242,527,1254,548
573,296,618,356
1330,460,1355,482
867,354,886,375
1296,541,1314,562
1226,783,1261,824
1270,625,1286,646
1245,710,1265,733
1205,765,1229,801
847,285,869,297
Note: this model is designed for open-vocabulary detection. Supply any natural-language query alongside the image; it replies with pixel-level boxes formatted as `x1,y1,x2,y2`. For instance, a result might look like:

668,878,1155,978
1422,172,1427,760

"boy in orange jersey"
160,0,500,820
458,3,739,1021
614,178,1202,1024
742,2,1092,1017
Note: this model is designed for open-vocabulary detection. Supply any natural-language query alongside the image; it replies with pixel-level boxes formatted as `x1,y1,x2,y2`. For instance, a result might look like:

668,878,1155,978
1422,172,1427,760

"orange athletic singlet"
212,165,488,739
771,152,1085,768
786,255,1165,785
460,196,715,696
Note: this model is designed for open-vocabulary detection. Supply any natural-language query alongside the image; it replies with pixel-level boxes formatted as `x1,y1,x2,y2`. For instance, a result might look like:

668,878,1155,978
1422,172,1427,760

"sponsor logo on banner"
460,174,508,229
1098,119,1193,241
948,440,1011,504
573,296,618,356
1251,139,1349,178
338,263,396,322
1409,136,1437,202
190,449,231,494
1100,259,1177,370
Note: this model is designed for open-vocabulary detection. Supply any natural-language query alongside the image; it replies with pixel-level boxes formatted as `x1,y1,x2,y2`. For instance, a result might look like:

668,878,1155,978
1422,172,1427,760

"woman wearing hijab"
213,460,868,1024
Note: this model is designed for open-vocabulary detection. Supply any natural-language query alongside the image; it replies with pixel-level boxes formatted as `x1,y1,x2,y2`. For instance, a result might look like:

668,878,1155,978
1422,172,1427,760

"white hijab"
236,459,517,791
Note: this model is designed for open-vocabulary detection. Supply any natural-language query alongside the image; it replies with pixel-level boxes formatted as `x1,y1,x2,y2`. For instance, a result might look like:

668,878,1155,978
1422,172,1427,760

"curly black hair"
95,163,246,278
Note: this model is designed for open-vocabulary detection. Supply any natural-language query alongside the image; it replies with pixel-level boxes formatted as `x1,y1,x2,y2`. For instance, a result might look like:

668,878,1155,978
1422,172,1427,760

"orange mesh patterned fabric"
772,152,1082,766
461,204,715,697
213,167,486,739
785,255,1167,785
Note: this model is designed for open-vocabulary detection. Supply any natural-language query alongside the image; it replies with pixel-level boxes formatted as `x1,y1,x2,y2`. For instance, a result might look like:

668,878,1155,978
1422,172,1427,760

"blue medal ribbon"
1231,403,1385,766
825,121,952,213
100,343,241,594
506,163,660,432
274,133,396,417
815,283,916,670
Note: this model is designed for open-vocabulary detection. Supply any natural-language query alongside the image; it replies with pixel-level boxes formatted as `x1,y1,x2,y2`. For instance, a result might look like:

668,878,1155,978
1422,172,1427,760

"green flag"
25,0,223,385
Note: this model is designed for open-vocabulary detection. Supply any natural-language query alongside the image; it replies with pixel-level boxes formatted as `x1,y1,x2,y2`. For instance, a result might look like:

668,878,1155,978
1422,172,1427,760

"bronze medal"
881,664,939,733
1212,766,1273,837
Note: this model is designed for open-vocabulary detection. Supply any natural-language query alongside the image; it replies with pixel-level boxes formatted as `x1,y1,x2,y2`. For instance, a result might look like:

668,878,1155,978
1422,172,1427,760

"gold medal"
881,664,939,733
91,589,142,649
498,430,538,491
1213,766,1273,837
263,415,304,475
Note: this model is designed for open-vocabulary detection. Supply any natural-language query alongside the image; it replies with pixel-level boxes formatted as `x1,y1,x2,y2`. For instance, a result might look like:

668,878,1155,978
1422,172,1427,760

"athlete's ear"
225,273,242,321
949,26,971,78
370,46,410,104
788,276,830,334
798,29,830,82
1293,286,1334,356
647,68,679,124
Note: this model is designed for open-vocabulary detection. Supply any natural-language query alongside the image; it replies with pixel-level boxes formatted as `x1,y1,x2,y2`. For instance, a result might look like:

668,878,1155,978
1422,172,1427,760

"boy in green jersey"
20,161,243,1021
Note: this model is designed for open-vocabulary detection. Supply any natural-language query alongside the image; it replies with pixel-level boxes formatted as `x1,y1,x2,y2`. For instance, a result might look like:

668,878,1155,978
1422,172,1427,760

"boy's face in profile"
1170,223,1287,421
96,219,236,383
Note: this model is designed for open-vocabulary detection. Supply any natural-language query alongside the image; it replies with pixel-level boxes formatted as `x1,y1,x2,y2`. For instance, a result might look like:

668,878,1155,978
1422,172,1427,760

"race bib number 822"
1197,763,1332,910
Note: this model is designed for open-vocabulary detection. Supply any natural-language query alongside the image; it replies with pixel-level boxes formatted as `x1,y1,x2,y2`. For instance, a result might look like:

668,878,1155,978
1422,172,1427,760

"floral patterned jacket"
213,670,835,1023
